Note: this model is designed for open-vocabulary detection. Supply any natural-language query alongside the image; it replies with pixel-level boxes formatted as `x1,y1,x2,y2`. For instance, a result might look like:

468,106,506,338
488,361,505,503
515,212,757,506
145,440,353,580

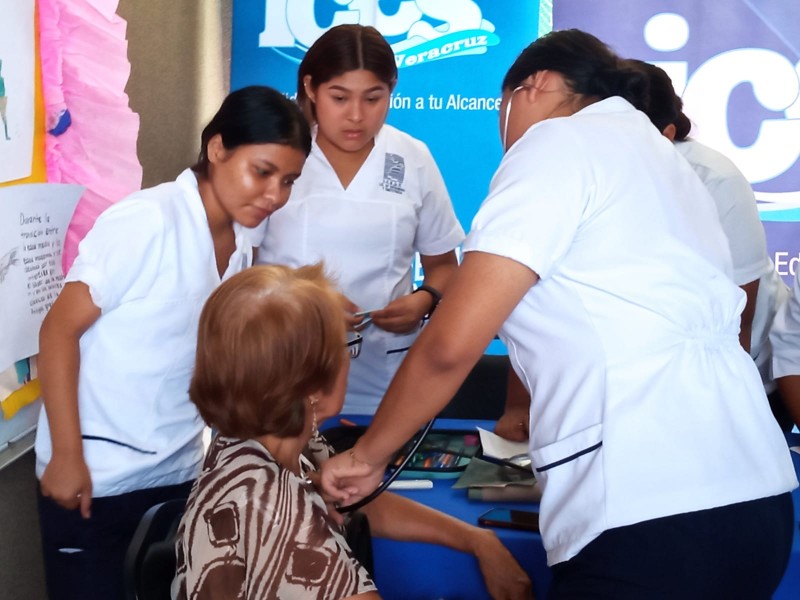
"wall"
117,0,231,187
0,3,231,598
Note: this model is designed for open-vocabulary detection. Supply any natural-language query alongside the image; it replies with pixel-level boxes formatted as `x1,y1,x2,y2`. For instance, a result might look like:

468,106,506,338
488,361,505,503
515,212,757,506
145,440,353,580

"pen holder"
390,430,480,479
322,426,481,479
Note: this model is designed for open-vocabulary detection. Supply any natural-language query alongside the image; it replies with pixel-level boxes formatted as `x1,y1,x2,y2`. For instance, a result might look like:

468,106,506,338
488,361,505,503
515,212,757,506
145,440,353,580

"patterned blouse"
172,433,376,599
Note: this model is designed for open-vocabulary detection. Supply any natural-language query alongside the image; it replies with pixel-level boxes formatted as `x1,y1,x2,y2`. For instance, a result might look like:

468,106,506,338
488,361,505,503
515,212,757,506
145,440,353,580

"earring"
310,398,319,436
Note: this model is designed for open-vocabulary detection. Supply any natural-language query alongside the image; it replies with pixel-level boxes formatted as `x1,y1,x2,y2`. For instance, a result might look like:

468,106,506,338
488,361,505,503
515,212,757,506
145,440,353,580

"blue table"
323,418,800,600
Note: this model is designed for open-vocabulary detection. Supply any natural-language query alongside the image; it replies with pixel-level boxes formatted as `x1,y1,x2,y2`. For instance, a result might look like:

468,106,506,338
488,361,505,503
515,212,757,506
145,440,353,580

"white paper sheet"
0,183,83,370
477,427,529,460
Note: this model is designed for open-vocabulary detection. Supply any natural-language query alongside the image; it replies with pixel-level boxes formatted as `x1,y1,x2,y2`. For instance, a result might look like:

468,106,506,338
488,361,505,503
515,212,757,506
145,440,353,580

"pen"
388,479,434,490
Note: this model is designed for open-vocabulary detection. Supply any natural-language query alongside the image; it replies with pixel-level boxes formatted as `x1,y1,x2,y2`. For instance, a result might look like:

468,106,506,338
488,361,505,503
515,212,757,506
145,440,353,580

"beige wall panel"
118,0,232,188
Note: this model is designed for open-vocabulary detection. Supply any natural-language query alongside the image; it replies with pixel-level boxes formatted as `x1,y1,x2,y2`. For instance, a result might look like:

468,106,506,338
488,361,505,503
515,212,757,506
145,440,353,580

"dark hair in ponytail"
622,59,692,140
502,29,649,111
192,86,311,177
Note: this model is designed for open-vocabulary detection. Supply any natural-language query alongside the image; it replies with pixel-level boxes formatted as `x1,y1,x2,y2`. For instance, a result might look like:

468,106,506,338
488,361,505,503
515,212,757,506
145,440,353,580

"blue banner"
554,0,800,283
232,0,549,236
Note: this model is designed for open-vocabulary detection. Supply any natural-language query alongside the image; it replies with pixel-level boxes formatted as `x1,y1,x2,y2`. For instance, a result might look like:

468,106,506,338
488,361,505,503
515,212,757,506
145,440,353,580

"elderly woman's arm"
361,491,533,599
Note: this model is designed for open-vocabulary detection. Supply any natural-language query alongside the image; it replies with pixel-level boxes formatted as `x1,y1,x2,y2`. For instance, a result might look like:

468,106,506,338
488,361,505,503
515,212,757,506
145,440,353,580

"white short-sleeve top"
464,97,797,565
771,270,800,379
35,169,257,497
675,139,790,392
257,124,465,414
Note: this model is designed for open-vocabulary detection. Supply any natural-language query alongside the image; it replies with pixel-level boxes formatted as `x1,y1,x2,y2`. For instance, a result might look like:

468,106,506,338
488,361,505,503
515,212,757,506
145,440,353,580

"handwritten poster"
0,0,36,183
0,183,83,371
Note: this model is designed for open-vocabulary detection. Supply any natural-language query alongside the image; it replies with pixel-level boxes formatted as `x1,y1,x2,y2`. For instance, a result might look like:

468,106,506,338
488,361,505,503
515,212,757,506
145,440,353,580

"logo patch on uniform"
382,153,405,194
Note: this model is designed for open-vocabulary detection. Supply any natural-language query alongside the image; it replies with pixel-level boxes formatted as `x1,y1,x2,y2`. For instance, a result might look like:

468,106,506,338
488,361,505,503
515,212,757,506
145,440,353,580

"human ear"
206,134,226,164
303,75,316,103
535,70,568,97
526,72,543,86
662,123,677,141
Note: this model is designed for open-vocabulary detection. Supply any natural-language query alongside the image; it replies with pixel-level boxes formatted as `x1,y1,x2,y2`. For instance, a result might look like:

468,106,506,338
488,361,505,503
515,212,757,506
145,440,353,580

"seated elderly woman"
171,264,531,600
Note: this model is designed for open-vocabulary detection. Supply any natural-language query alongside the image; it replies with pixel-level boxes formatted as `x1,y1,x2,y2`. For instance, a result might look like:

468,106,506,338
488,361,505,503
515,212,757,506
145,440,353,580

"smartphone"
478,508,540,533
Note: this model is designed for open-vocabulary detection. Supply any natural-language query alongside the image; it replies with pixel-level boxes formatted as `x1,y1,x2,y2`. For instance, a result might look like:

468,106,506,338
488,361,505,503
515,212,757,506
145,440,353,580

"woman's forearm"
38,283,101,456
39,320,84,456
361,491,533,599
419,250,459,294
776,374,800,430
354,252,538,466
362,491,481,549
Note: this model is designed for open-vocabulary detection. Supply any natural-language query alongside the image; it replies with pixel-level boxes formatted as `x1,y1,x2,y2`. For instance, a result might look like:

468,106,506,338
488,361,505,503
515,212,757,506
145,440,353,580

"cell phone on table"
478,508,540,532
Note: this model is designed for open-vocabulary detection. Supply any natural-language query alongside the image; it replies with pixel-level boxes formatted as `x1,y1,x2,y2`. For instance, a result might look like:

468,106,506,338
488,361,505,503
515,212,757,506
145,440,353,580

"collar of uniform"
574,95,636,117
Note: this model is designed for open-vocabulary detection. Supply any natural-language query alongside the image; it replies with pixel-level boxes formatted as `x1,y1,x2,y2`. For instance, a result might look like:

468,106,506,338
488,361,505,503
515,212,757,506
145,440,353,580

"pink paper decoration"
38,0,142,274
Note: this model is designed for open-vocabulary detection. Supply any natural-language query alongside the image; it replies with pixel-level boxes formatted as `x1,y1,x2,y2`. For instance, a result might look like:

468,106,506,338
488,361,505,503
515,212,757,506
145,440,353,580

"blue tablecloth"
323,418,800,600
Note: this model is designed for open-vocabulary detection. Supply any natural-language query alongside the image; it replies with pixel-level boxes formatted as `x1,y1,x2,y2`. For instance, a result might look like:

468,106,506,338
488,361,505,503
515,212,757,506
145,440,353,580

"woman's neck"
196,173,236,278
196,174,232,235
316,134,374,189
257,432,312,476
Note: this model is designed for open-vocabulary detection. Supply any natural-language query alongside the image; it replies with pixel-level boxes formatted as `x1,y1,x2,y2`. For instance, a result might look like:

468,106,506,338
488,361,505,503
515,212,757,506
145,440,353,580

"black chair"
123,499,186,600
438,354,510,420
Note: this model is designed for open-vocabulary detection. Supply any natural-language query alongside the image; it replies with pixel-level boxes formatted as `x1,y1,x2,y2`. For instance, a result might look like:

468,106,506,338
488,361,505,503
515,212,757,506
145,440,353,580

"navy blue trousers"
549,492,794,600
37,481,193,600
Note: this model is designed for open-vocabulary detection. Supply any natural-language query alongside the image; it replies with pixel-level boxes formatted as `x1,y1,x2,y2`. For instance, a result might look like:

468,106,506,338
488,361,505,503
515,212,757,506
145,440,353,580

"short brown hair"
190,264,345,438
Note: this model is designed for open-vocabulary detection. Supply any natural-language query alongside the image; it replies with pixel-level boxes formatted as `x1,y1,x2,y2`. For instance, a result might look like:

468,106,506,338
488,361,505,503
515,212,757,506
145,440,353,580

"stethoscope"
337,417,436,513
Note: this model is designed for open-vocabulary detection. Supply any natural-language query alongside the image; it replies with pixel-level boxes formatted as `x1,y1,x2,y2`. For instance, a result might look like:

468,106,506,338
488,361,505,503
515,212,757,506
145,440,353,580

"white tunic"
675,139,790,392
35,169,257,497
464,98,798,565
771,270,800,379
258,124,464,414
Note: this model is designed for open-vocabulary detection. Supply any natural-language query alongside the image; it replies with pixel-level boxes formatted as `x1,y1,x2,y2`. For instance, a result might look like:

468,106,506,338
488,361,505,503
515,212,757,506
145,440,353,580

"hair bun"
587,64,649,110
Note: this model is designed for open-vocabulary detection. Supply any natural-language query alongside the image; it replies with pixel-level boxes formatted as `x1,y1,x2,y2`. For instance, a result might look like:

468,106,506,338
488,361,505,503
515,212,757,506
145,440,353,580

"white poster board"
0,183,83,371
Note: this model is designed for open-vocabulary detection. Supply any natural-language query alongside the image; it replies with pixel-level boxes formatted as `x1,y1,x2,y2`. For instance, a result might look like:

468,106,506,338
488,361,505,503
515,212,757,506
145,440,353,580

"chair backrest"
439,354,510,420
344,510,375,579
123,499,186,600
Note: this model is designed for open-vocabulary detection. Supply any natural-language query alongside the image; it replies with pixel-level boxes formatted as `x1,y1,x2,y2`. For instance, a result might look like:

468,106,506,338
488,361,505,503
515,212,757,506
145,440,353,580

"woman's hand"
495,369,531,442
340,294,369,331
37,281,100,521
471,528,534,600
494,408,530,442
40,452,93,518
319,448,386,506
370,292,430,333
306,472,346,526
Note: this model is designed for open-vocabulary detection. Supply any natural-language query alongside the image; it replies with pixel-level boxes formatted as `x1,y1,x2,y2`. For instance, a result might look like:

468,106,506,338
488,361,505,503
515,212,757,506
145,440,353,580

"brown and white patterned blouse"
172,433,376,599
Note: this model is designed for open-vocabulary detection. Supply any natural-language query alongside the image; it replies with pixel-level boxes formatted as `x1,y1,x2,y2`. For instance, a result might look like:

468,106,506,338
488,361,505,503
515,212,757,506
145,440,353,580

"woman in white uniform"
257,24,464,415
630,59,793,431
321,30,798,598
771,270,800,429
494,59,796,440
35,86,310,600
